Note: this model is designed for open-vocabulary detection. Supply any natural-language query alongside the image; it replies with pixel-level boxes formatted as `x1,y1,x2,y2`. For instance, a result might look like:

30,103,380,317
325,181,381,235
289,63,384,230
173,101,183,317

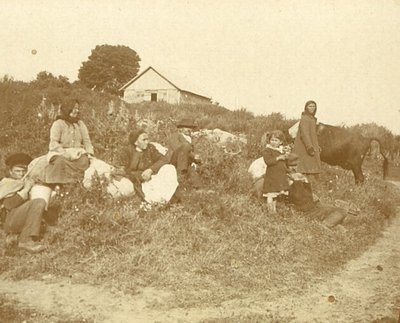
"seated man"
119,129,178,204
0,153,47,253
166,118,202,188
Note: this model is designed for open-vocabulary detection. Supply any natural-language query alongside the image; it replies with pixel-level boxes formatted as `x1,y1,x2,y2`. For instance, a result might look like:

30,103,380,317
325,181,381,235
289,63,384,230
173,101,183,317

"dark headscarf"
57,100,80,124
129,129,146,146
303,100,317,117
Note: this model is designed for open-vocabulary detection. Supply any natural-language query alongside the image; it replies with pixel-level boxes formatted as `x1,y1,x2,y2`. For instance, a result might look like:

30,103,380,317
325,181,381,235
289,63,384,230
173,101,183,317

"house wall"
123,69,180,104
122,68,210,105
124,88,181,104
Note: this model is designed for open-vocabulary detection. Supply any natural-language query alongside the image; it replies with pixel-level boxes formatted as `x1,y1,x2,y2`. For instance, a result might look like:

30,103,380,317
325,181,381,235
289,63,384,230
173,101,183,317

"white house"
119,66,211,105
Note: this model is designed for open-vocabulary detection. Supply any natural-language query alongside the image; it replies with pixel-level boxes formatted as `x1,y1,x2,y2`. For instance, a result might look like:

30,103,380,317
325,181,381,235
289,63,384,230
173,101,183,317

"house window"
151,93,157,102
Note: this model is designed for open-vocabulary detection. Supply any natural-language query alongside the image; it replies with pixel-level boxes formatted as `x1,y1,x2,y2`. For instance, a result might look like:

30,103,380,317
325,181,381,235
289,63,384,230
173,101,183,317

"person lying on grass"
118,129,179,206
0,153,47,253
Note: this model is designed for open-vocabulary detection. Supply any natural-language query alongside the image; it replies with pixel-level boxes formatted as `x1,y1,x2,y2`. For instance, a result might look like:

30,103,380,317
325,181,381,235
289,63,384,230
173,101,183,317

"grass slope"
0,80,399,309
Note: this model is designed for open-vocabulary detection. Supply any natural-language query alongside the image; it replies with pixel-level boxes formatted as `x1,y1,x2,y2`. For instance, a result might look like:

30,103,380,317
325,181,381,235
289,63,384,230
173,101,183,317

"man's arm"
3,193,26,210
149,145,168,174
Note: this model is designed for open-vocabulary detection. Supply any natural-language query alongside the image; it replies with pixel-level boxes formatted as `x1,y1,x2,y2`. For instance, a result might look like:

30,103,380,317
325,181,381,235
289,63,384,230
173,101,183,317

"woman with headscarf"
119,129,178,205
293,100,322,178
29,100,93,185
49,100,94,156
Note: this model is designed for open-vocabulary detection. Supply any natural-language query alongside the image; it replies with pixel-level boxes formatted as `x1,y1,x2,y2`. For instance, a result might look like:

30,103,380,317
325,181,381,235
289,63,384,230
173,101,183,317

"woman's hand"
307,146,315,156
23,178,34,191
110,167,125,180
277,154,287,161
19,178,34,199
141,169,153,182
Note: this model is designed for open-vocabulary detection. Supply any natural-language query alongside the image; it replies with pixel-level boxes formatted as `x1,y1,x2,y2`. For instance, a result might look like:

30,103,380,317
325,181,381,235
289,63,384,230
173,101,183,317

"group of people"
0,100,202,253
118,117,202,205
259,100,322,213
0,99,322,253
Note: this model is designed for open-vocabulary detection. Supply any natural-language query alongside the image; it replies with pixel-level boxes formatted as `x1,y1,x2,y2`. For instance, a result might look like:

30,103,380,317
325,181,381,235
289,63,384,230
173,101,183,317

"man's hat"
5,153,32,168
177,118,197,129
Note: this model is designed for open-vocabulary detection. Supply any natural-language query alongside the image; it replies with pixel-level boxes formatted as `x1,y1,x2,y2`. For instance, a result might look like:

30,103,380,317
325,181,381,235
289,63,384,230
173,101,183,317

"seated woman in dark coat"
119,129,178,204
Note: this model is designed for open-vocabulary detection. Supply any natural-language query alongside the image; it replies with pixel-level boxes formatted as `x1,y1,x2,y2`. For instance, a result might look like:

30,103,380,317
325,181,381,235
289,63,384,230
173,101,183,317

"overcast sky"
1,0,400,134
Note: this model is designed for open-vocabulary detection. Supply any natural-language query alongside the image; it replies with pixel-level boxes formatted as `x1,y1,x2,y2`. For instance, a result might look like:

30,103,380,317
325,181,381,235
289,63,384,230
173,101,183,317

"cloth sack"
107,177,134,198
288,121,300,139
142,164,178,204
248,157,267,180
83,157,134,198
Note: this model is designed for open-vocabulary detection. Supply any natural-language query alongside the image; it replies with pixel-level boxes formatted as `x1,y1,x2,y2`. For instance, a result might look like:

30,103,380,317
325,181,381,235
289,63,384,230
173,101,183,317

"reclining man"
166,118,203,189
0,153,47,253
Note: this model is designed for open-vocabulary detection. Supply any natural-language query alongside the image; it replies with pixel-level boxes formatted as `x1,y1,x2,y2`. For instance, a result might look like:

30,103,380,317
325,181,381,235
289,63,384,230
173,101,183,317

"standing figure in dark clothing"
262,130,291,213
119,129,178,204
0,153,47,253
293,100,322,180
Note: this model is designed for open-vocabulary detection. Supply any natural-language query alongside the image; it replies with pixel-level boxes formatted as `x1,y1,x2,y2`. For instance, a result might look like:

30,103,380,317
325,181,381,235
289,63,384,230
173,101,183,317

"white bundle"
248,157,267,180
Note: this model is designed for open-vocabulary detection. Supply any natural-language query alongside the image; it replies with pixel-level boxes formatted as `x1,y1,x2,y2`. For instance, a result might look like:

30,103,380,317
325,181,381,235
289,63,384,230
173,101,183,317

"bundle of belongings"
27,148,134,199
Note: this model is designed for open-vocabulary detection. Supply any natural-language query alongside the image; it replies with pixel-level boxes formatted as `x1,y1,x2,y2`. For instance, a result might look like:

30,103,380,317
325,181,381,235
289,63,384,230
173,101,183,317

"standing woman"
43,100,93,184
293,100,322,179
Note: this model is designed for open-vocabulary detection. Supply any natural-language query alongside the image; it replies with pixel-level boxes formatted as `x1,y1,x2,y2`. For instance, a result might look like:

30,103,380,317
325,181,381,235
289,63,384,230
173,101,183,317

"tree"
78,44,141,94
34,71,70,87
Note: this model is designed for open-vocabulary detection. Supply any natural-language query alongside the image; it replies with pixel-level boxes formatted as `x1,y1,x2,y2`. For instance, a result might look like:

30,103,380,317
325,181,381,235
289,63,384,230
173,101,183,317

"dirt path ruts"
1,183,400,322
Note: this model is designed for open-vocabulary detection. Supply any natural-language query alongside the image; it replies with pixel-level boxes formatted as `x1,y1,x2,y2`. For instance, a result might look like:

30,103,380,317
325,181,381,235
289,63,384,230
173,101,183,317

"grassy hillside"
0,79,399,309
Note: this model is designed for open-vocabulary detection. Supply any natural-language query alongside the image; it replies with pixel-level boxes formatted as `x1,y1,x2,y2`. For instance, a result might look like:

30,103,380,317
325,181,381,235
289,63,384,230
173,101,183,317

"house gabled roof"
119,66,211,100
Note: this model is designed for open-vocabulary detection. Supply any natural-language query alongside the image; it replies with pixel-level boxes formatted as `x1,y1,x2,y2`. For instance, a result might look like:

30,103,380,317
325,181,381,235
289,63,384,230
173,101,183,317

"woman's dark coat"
293,112,322,174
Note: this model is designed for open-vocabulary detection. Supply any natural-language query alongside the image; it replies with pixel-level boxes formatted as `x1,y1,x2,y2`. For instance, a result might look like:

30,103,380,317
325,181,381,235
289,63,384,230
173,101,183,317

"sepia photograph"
0,0,400,322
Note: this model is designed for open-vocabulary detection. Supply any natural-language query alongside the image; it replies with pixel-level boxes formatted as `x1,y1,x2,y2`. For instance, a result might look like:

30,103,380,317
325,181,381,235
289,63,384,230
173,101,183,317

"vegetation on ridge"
0,76,399,310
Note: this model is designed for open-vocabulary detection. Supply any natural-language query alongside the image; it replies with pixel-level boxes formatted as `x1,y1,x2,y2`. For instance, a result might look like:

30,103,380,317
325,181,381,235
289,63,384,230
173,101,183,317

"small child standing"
262,130,290,213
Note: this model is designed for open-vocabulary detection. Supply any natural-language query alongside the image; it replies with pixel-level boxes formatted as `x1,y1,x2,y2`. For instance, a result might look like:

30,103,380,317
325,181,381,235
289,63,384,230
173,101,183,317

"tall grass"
0,78,399,308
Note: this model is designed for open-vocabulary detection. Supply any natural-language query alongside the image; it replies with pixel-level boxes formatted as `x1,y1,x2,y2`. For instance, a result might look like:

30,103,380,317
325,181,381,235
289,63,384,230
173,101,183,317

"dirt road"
1,184,400,322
